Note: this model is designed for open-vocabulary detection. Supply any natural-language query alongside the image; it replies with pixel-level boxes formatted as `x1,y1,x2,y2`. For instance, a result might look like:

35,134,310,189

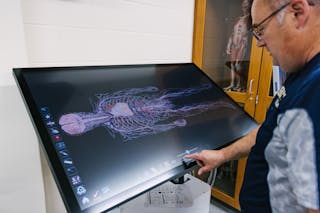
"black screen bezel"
13,63,257,213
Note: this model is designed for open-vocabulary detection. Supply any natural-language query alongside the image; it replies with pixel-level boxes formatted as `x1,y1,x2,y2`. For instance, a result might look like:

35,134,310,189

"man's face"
251,0,293,72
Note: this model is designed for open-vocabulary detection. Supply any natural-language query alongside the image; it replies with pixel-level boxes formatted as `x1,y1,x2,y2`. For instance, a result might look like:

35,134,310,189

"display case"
192,0,274,210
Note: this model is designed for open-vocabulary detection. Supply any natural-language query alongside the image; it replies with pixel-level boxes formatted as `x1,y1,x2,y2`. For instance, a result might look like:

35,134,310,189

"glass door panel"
192,0,264,210
202,0,252,94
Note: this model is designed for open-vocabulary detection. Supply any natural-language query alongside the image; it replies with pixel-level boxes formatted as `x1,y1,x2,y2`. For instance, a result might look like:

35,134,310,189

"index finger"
184,153,200,160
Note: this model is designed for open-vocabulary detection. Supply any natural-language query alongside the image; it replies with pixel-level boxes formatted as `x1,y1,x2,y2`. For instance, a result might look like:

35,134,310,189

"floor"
210,198,240,213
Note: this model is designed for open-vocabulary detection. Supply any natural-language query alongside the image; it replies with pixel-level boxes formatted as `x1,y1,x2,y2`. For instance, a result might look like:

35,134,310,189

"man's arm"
309,209,320,213
185,125,260,175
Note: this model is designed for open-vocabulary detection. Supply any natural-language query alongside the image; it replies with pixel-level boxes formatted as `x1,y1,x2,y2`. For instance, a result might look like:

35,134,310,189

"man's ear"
289,0,311,28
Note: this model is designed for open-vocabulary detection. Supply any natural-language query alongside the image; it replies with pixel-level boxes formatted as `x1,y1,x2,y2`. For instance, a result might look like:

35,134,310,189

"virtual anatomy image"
59,84,236,141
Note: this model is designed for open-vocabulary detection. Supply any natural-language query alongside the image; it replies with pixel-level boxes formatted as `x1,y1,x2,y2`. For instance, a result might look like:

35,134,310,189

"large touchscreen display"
14,63,257,213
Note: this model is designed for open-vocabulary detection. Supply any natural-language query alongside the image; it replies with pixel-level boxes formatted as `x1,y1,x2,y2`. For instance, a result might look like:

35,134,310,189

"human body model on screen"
59,84,235,141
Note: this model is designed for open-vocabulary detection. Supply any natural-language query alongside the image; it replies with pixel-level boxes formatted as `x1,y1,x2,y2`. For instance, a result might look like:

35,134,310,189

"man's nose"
256,39,266,47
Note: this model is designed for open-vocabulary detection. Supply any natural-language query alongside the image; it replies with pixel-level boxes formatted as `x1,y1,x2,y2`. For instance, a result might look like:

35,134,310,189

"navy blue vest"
239,53,320,212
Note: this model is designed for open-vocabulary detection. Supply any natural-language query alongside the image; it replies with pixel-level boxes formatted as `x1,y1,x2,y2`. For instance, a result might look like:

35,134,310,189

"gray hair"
263,0,318,9
262,0,320,23
258,0,288,24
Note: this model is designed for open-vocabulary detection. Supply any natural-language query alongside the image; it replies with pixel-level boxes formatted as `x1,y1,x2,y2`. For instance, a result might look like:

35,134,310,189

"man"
186,0,320,212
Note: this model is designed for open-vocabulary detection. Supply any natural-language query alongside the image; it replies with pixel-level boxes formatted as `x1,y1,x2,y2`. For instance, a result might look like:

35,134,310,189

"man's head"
251,0,320,73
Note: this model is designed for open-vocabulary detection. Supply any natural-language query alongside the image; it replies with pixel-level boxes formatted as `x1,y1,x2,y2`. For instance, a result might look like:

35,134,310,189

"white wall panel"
0,0,28,86
0,1,45,213
21,0,195,66
23,24,191,66
0,86,46,213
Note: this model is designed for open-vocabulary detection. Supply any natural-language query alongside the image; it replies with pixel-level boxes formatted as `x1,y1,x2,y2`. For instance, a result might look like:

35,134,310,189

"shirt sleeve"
284,108,320,210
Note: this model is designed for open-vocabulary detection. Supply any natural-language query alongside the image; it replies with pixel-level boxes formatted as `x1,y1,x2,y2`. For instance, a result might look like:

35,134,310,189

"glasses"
251,2,290,41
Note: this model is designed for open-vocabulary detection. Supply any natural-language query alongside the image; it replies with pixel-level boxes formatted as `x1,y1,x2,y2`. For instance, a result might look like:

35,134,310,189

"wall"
0,0,28,86
0,1,46,213
0,0,194,212
22,0,194,67
0,87,46,213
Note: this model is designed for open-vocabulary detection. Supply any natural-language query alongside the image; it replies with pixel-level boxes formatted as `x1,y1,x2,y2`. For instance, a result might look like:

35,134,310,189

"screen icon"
55,142,66,150
63,158,73,166
71,175,82,185
59,150,69,158
41,111,52,120
101,186,110,194
53,135,62,142
46,121,55,127
81,196,90,205
49,127,60,135
40,107,49,112
40,107,51,120
66,166,77,176
76,185,87,196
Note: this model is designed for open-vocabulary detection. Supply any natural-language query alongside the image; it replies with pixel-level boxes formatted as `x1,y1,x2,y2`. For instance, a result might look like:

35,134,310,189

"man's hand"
185,125,260,176
184,149,225,176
